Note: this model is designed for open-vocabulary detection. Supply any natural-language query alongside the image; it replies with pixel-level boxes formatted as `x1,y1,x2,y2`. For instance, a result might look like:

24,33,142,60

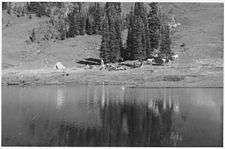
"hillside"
2,3,223,87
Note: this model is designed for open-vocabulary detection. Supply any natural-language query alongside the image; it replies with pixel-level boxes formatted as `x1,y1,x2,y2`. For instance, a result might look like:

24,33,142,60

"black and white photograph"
1,1,223,147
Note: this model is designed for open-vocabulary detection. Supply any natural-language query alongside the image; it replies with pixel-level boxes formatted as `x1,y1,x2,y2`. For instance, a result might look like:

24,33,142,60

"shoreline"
2,64,223,88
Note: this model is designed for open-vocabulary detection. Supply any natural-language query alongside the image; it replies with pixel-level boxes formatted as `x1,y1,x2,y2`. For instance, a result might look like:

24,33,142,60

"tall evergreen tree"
85,16,93,35
67,3,85,37
27,2,47,17
148,2,161,57
100,2,122,63
159,23,171,59
126,2,148,60
132,15,146,60
2,2,8,10
125,8,134,60
100,15,111,63
67,4,79,37
135,2,150,58
78,13,85,35
92,3,102,34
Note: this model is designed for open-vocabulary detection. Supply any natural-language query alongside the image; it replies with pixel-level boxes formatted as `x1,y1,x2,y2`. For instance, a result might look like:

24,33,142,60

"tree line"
101,2,172,63
3,2,104,39
3,2,172,63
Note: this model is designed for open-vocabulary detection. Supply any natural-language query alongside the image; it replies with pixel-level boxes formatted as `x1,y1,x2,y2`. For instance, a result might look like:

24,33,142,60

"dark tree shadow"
85,58,101,64
152,63,163,66
152,58,164,66
77,58,101,65
119,63,136,68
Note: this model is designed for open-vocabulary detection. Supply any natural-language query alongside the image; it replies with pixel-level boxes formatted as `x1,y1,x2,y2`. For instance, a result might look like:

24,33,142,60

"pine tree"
126,2,148,60
135,2,150,58
113,2,123,62
86,3,102,35
148,2,161,57
2,2,8,10
131,15,146,60
159,23,171,59
67,3,83,37
85,16,93,35
100,2,122,63
100,15,111,63
125,10,134,60
27,2,47,17
67,7,77,37
78,13,85,35
92,3,102,34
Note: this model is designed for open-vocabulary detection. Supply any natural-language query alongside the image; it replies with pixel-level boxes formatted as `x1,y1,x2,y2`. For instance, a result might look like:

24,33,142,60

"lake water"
2,85,223,146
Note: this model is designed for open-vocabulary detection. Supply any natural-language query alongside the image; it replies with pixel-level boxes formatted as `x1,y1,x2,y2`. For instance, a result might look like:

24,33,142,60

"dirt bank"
2,59,223,87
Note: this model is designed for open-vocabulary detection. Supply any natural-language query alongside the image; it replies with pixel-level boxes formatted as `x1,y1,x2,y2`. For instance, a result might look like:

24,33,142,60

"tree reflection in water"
3,86,222,146
56,88,65,110
52,86,182,146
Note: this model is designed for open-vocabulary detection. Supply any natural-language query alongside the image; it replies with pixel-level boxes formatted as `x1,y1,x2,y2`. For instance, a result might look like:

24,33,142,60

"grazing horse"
101,59,104,66
172,54,179,60
147,58,154,64
55,62,66,70
99,59,106,70
162,58,167,64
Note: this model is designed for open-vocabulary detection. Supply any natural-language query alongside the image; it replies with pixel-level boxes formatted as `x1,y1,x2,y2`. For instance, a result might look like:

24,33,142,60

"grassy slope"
2,3,224,87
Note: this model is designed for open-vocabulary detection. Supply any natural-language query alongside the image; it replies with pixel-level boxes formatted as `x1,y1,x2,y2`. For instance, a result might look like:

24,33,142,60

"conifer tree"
27,2,47,17
126,2,148,60
2,2,8,10
67,3,85,37
92,3,102,34
159,23,171,59
100,2,122,63
135,2,150,58
132,15,146,60
125,8,134,60
78,13,85,35
148,2,161,57
67,5,79,37
85,16,93,35
100,15,111,63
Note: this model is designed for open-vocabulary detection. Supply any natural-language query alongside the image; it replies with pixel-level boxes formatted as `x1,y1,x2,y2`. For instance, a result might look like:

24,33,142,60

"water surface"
2,85,223,146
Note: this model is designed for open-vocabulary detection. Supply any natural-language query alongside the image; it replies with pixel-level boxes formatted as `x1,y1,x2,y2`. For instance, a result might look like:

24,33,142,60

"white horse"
99,59,106,70
101,59,104,66
147,58,154,64
172,54,179,60
55,62,66,70
162,58,167,63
